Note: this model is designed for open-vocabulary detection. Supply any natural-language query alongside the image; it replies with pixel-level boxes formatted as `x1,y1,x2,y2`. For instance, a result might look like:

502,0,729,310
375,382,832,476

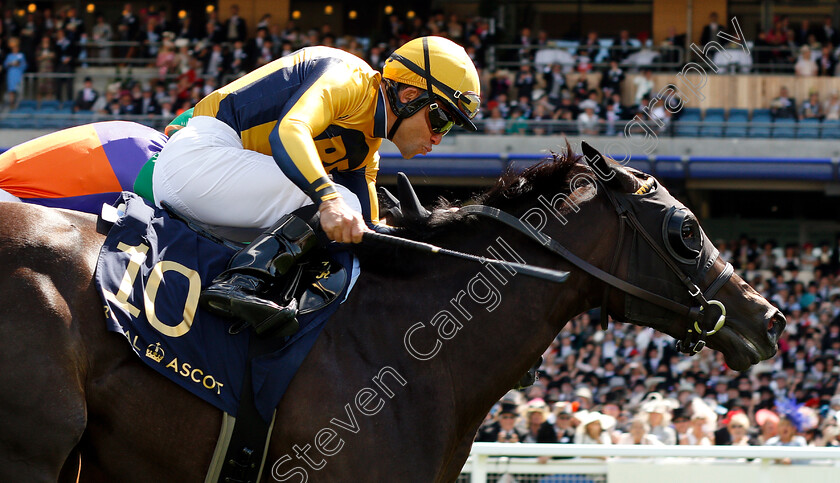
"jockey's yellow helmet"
383,36,481,133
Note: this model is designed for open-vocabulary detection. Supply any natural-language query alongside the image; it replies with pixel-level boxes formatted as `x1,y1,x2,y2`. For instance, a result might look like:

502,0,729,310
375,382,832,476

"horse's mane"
354,144,582,275
401,143,582,234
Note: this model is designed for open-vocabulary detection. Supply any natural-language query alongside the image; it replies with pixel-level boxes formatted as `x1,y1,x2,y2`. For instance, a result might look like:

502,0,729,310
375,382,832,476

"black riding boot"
200,213,317,337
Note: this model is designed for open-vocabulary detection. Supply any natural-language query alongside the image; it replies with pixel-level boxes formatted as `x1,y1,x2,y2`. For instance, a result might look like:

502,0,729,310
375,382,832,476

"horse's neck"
329,220,604,457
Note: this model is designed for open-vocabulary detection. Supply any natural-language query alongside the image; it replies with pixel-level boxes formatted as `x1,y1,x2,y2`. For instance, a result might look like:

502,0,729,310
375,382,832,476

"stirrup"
223,266,304,338
228,299,299,338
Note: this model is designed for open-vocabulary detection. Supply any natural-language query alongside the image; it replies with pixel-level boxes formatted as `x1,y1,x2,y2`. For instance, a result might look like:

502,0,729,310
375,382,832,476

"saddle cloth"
95,192,357,421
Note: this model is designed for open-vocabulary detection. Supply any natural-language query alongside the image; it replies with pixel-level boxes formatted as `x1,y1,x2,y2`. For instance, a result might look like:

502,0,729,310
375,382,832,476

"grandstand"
1,0,839,479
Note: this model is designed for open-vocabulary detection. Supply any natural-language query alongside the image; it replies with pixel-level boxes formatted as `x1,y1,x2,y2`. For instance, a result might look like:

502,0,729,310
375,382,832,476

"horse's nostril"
767,311,786,341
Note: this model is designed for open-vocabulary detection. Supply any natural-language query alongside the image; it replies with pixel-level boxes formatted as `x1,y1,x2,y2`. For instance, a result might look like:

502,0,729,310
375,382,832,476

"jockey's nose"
431,132,443,144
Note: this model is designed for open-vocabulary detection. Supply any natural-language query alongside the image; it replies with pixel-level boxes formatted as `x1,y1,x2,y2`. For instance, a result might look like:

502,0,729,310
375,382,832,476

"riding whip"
362,231,569,284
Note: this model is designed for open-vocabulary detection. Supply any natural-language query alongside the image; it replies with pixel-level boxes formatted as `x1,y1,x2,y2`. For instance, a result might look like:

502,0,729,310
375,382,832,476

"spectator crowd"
2,5,840,135
477,236,840,454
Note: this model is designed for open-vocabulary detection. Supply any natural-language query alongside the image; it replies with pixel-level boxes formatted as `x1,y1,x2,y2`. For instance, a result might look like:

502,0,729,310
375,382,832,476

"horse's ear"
396,172,431,222
580,141,630,192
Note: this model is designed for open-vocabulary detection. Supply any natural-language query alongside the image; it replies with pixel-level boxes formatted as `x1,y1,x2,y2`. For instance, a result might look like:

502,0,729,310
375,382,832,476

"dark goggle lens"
428,102,455,135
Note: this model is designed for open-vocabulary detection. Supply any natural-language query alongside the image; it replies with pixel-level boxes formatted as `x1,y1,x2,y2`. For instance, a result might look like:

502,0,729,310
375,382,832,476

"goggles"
452,90,480,122
428,101,455,135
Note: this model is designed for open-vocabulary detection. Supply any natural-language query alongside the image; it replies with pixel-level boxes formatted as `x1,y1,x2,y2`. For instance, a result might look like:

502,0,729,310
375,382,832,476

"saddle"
158,201,348,324
160,202,349,483
98,196,352,483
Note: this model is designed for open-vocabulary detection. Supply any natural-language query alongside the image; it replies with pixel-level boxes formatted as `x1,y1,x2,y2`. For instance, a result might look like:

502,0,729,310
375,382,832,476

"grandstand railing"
490,43,812,75
0,130,836,182
3,104,837,141
459,443,840,483
376,152,840,183
488,44,685,71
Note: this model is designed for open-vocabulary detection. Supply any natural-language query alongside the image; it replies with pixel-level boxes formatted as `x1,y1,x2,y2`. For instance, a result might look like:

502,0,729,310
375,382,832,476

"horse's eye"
664,208,703,261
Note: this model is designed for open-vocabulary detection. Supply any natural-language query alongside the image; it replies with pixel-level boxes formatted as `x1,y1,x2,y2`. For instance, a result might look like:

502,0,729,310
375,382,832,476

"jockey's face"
389,87,444,159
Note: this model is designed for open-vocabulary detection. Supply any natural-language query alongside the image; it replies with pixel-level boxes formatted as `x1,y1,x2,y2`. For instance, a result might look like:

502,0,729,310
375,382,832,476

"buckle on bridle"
677,329,707,355
693,299,726,336
688,284,701,298
678,299,726,355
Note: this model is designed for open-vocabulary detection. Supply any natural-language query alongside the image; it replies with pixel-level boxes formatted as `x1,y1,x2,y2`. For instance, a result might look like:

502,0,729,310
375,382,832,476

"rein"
458,179,734,355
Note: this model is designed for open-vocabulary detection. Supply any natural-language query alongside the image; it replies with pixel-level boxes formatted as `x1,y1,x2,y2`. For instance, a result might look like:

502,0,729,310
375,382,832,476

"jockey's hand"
318,197,369,244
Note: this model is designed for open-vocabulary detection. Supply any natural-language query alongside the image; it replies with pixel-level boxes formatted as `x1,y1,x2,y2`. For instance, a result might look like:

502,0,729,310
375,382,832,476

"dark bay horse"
0,143,784,482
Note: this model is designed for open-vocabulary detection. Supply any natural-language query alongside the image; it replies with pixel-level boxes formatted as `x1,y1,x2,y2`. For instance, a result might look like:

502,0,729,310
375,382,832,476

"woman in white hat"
574,411,614,444
617,417,664,445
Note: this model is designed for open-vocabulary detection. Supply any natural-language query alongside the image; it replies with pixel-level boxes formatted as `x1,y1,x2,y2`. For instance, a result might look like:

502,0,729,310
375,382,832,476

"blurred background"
0,0,839,461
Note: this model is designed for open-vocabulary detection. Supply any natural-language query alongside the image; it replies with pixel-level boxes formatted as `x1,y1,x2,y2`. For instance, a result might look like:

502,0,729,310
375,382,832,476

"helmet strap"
387,116,403,140
384,78,431,141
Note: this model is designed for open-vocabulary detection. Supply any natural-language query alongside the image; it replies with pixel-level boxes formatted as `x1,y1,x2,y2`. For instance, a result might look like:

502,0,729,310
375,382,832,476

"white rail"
461,443,840,483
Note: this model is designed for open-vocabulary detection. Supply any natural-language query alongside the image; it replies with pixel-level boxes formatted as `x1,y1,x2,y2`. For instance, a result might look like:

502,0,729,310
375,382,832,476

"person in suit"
662,26,687,65
581,31,600,60
514,63,536,102
523,405,558,443
73,76,99,112
771,86,798,119
136,86,160,116
224,4,248,43
552,404,577,443
818,44,837,76
543,63,566,108
117,2,139,58
54,28,76,103
612,30,636,61
476,403,528,442
700,12,724,46
795,20,816,47
599,59,625,99
247,28,269,65
819,15,839,46
202,43,228,84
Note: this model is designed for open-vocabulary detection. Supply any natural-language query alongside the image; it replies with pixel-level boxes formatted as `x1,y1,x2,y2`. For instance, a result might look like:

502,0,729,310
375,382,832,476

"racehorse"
0,142,784,482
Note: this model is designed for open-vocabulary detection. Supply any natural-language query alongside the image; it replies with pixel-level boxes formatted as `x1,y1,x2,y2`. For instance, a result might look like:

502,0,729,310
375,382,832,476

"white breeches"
152,116,360,241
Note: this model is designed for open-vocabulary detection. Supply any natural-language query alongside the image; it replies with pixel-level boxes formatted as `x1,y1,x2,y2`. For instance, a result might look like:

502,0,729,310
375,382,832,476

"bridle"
458,165,734,356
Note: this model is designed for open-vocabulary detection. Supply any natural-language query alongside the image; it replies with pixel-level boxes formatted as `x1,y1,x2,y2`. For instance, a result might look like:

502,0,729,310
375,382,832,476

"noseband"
459,173,734,356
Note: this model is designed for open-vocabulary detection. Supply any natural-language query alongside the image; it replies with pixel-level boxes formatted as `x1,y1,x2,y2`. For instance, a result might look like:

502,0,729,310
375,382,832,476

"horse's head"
577,142,784,371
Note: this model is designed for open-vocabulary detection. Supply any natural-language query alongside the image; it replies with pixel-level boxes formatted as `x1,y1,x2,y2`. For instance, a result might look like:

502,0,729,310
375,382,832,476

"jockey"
150,36,481,336
0,121,167,213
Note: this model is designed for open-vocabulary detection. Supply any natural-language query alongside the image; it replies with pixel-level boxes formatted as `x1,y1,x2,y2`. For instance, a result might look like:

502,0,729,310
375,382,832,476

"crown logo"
145,342,165,363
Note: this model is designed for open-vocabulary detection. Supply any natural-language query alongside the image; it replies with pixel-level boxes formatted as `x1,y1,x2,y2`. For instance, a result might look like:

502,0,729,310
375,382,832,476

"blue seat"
728,108,749,120
675,114,701,137
797,118,820,139
39,100,61,111
700,114,725,137
749,114,773,138
752,108,772,118
682,107,702,119
772,118,797,138
822,120,840,139
10,106,35,114
725,113,749,137
704,108,726,119
18,100,37,110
